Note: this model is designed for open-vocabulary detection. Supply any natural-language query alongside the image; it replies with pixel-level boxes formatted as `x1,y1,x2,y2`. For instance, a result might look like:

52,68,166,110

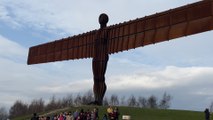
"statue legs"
92,56,108,105
93,78,106,105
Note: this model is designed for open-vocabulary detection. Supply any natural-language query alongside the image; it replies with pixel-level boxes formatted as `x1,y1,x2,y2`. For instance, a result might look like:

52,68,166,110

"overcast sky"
1,0,213,112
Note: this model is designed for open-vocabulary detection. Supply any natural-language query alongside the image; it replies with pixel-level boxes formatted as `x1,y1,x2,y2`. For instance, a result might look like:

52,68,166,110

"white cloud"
0,0,200,35
105,66,213,110
0,35,93,109
0,35,27,59
30,65,213,110
0,1,21,28
37,79,93,93
0,3,9,19
106,66,213,90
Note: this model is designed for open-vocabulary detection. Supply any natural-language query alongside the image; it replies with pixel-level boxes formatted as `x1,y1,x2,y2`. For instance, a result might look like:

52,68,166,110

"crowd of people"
31,106,120,120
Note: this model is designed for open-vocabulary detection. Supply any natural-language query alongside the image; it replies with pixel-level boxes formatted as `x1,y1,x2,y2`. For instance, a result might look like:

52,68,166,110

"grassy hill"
12,106,205,120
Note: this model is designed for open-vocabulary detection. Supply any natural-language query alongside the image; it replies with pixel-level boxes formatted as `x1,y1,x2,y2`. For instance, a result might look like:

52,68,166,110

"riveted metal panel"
187,17,213,35
169,22,187,39
155,27,170,43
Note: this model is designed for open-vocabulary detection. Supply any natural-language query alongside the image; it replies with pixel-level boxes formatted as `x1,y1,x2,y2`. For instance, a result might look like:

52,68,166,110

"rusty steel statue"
28,0,213,105
92,14,109,105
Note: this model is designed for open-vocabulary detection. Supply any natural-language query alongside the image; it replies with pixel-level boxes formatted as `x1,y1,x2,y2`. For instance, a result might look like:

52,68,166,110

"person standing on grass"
204,108,210,120
31,113,38,120
102,114,108,120
91,111,95,120
114,107,119,120
107,106,113,118
94,107,99,120
58,113,64,120
66,112,73,120
73,109,79,120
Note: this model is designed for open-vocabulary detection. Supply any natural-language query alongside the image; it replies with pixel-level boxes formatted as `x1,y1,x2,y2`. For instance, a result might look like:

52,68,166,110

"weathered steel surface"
107,0,213,54
28,0,213,65
92,13,109,105
27,30,97,64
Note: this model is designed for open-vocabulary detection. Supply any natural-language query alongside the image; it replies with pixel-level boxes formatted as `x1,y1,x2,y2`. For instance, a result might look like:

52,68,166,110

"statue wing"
27,30,97,64
28,0,213,65
107,0,213,54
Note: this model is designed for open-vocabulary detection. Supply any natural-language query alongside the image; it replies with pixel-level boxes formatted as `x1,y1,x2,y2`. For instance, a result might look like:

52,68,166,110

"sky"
0,0,213,112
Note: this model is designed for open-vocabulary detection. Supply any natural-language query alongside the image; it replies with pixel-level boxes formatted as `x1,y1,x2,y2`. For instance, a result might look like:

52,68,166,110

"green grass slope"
12,106,205,120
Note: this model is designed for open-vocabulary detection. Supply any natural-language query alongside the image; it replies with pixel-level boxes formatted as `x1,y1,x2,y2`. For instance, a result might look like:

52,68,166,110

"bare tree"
82,90,94,105
110,94,119,106
138,96,147,108
85,90,94,103
28,98,45,114
159,92,172,109
103,97,109,106
9,100,28,118
61,97,69,108
0,107,8,120
74,94,82,106
56,99,63,109
65,94,74,107
120,96,126,106
45,95,58,111
60,94,74,107
81,95,88,105
128,95,137,107
147,95,158,109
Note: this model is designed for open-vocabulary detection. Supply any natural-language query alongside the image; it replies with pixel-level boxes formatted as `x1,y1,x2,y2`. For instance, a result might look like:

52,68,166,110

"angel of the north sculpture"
28,0,213,105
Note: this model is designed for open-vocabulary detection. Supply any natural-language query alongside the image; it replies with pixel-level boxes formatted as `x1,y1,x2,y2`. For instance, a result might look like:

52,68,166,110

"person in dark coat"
102,114,108,120
31,113,38,120
204,108,210,120
114,107,120,120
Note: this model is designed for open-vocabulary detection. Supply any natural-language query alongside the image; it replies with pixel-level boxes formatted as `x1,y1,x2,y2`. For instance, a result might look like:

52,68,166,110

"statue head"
99,13,109,28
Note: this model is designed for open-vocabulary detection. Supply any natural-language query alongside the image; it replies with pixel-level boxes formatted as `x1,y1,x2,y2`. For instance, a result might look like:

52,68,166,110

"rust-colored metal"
27,0,213,105
92,13,109,105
